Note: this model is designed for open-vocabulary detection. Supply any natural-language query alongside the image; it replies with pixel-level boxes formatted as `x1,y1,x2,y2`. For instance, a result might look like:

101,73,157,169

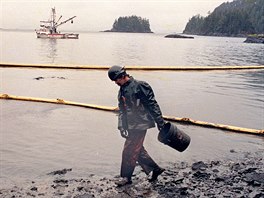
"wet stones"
193,171,211,180
244,172,264,186
34,76,44,80
191,161,210,181
53,179,69,184
30,187,38,191
0,150,263,197
171,177,184,184
191,161,208,171
47,168,72,175
34,76,66,80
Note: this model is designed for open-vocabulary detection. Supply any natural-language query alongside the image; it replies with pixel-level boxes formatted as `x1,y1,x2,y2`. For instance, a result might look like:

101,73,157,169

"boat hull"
36,33,79,39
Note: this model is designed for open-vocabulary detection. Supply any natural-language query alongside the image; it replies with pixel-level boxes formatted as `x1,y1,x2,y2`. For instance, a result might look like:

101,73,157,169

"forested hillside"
183,0,264,36
107,15,152,33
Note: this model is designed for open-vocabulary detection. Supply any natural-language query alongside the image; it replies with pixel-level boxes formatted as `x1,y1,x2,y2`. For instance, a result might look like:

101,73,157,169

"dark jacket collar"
122,76,134,87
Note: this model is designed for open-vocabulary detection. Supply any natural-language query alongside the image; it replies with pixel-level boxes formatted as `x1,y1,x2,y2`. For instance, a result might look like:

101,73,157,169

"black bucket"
158,122,191,152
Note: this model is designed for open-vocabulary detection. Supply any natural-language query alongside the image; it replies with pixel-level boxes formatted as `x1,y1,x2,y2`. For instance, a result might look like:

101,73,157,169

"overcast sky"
1,0,230,33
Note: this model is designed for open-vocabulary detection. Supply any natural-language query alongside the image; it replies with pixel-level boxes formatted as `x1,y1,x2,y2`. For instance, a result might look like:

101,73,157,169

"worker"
108,65,165,187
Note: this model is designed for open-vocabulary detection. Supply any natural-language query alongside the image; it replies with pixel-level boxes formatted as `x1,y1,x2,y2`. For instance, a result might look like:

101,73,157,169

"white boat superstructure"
35,8,79,39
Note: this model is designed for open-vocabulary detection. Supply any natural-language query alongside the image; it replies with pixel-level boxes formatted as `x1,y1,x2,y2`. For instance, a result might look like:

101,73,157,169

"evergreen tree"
183,0,264,36
184,15,205,34
110,16,152,33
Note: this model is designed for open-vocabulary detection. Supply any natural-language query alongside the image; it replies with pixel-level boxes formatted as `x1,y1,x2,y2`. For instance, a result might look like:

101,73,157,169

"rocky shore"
165,34,194,39
0,150,263,198
244,35,264,44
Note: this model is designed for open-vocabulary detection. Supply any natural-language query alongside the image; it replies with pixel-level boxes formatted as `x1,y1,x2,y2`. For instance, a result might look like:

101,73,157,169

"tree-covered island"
104,15,153,33
183,0,263,38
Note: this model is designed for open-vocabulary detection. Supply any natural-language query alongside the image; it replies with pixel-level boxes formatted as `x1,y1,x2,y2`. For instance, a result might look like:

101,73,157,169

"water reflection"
186,36,264,66
237,70,264,103
111,33,146,65
238,70,264,87
39,39,58,64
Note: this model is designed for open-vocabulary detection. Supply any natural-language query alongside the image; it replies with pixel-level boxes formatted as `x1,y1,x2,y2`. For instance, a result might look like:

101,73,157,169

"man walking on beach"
108,65,165,187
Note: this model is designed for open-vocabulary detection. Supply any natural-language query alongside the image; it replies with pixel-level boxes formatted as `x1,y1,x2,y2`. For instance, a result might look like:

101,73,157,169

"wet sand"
1,150,263,198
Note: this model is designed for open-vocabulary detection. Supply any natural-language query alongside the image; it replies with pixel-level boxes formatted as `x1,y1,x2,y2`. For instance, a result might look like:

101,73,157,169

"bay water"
0,30,263,187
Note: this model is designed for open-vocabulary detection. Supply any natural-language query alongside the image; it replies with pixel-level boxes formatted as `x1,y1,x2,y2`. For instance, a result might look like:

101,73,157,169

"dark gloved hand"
157,124,165,131
119,129,129,138
157,120,166,131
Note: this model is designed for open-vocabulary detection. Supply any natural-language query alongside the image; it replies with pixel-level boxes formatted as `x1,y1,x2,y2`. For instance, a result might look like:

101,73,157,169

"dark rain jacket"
118,77,164,131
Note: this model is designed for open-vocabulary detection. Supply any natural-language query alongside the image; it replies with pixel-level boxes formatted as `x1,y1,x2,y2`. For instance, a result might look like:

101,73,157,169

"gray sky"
1,0,229,33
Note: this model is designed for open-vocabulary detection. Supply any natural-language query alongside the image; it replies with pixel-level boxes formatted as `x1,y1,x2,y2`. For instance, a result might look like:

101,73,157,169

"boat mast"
36,7,79,39
51,7,57,33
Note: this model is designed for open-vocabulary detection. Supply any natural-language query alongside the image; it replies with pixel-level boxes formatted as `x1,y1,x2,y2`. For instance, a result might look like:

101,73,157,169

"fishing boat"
35,7,79,39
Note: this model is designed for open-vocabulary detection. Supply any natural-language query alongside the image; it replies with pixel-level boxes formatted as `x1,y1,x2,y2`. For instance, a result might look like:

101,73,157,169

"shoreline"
1,150,263,198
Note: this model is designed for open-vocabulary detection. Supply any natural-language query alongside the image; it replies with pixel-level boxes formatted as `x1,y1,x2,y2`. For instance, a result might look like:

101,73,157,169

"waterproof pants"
120,129,160,179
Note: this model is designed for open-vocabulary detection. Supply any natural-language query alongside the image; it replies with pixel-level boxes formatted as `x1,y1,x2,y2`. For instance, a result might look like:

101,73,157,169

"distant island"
104,15,153,33
183,0,263,37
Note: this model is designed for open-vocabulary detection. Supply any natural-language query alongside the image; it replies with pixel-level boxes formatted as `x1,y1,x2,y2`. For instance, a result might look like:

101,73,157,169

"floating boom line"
1,94,263,136
1,63,264,71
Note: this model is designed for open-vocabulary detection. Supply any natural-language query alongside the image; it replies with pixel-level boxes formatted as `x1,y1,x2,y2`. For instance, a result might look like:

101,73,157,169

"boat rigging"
35,7,79,39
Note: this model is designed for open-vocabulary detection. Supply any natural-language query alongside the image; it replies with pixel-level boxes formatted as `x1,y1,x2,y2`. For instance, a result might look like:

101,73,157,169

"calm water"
2,30,264,66
0,30,263,187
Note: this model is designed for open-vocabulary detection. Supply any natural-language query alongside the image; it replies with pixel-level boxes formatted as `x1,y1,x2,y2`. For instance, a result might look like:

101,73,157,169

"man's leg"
138,146,160,174
138,146,165,181
120,130,146,179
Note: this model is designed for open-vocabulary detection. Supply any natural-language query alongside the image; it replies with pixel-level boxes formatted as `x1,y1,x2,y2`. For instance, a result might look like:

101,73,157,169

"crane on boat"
35,7,79,39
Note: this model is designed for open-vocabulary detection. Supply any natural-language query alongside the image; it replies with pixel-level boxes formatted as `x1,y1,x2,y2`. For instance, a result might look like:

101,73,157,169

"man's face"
115,76,126,86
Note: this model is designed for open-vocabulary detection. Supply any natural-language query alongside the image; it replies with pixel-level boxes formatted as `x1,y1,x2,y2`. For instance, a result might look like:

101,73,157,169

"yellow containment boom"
1,62,264,71
0,94,117,112
1,94,263,136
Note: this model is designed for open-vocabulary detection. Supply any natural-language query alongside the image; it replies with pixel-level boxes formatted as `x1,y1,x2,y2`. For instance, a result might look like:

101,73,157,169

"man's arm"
118,92,126,130
137,81,165,129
